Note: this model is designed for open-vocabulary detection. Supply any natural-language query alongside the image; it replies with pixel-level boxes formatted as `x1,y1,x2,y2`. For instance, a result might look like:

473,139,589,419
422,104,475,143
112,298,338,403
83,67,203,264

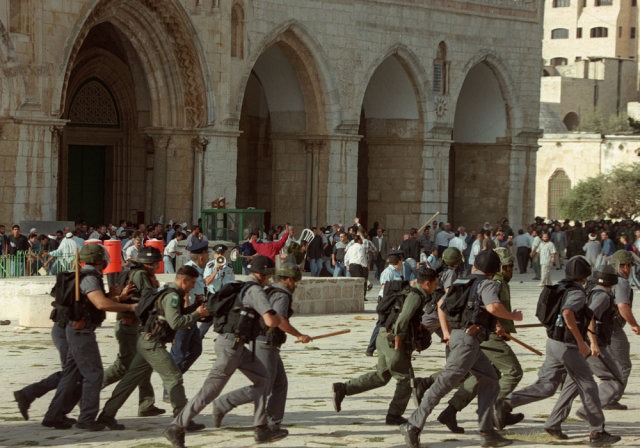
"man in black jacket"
401,229,421,281
306,227,324,277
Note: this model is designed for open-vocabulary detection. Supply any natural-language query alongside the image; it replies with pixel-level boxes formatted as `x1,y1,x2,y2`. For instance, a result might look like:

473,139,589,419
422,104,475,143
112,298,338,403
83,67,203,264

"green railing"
0,252,78,278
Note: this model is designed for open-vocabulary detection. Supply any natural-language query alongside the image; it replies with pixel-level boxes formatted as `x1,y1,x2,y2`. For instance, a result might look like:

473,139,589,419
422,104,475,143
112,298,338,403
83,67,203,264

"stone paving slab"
1,268,639,447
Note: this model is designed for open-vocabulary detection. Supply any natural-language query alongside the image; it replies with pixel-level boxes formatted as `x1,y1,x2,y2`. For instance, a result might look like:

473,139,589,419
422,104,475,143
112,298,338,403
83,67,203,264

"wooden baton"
294,329,350,343
417,211,441,235
75,247,80,302
514,324,543,329
354,316,377,321
503,332,543,356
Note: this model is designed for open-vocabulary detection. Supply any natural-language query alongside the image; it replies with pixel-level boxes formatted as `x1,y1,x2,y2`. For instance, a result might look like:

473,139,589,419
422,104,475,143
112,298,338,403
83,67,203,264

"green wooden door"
67,145,106,225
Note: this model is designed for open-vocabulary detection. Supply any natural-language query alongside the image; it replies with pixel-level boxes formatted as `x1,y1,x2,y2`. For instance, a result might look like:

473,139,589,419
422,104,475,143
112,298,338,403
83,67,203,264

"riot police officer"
199,244,235,340
101,246,165,417
212,258,310,430
42,244,138,430
97,266,209,431
164,255,287,447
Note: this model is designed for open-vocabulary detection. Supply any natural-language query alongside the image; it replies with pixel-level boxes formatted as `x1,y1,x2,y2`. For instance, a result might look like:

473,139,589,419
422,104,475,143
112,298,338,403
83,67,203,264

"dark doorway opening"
67,145,106,225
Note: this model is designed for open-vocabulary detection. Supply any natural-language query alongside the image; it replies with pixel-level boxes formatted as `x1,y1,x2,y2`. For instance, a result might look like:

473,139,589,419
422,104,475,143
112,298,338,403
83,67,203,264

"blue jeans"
404,259,418,282
367,318,381,354
310,258,323,277
242,260,249,275
170,325,202,374
333,262,347,277
199,320,213,340
323,258,335,276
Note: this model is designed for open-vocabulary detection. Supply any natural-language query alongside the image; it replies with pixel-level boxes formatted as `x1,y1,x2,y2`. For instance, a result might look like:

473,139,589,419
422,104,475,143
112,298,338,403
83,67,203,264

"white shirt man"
436,225,455,248
513,232,531,249
448,234,467,253
125,239,141,264
344,241,368,268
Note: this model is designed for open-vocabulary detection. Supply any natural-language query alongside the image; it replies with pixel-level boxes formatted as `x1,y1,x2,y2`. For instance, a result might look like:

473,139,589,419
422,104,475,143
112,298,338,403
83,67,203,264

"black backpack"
206,281,252,334
376,280,418,328
136,286,179,327
49,269,102,323
114,262,145,294
536,281,579,338
440,275,483,329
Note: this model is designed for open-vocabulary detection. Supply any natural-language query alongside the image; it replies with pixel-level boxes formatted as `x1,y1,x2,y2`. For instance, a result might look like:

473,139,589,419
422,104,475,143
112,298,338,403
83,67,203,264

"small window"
590,27,608,38
548,169,571,221
552,28,570,39
583,0,587,5
619,27,623,38
231,4,244,59
632,27,637,38
596,0,612,4
433,42,448,95
634,0,638,6
551,57,569,66
594,84,599,106
9,0,24,33
577,27,583,38
553,0,571,6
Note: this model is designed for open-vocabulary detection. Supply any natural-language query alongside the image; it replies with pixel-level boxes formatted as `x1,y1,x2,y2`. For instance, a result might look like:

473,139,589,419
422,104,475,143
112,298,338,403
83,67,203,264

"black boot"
399,422,421,448
254,425,289,443
503,412,524,427
480,429,512,447
589,431,621,447
97,413,125,430
437,405,464,434
411,376,434,407
385,414,408,425
332,382,347,412
186,420,206,432
603,402,627,410
41,419,73,430
212,401,226,428
163,424,186,448
13,390,32,421
544,428,568,440
493,398,512,431
139,406,166,417
75,421,106,431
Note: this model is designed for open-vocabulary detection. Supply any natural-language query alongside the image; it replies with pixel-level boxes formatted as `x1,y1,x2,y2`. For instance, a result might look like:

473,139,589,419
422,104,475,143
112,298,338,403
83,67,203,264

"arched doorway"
450,62,510,230
548,169,571,220
357,55,423,242
57,0,211,225
236,30,328,230
563,112,580,131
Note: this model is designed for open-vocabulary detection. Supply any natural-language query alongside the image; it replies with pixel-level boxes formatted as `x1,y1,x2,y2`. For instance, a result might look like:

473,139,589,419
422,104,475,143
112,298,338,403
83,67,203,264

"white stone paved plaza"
1,269,639,448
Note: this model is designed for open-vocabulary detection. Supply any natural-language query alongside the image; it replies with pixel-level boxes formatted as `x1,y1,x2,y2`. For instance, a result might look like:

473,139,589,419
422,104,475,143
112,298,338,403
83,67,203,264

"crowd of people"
3,213,640,447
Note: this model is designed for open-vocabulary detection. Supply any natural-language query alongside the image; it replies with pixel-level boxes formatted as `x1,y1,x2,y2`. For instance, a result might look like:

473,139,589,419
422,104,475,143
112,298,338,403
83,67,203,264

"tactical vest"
588,289,616,347
117,268,146,321
554,290,592,345
447,275,497,340
259,286,294,346
81,272,107,327
216,283,262,344
145,288,186,344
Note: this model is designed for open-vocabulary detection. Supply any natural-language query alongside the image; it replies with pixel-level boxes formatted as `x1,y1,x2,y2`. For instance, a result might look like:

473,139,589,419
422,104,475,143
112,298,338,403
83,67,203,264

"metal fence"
0,252,77,278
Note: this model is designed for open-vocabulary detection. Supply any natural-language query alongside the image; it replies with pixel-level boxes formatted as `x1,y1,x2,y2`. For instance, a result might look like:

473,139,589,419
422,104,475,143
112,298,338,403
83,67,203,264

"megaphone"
230,248,246,262
216,255,226,266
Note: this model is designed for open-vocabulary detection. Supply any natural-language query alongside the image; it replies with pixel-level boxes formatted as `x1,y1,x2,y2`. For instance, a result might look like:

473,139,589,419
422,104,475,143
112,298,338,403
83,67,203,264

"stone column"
509,130,541,231
420,137,453,226
324,135,360,228
270,134,307,229
303,139,326,228
147,133,171,223
191,136,210,223
49,126,64,221
202,130,241,210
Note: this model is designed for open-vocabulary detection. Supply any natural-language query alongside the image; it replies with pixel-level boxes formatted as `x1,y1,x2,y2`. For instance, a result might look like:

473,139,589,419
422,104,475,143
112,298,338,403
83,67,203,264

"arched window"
554,0,571,6
9,0,27,34
590,27,608,38
68,78,120,128
550,57,568,66
231,4,244,59
551,28,570,39
548,169,571,220
433,42,448,94
563,112,580,130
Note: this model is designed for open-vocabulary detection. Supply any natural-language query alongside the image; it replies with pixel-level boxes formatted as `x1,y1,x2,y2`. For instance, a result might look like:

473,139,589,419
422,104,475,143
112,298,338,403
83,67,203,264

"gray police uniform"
43,266,107,425
506,285,605,434
408,278,500,432
172,277,274,428
609,274,633,403
550,286,623,424
421,268,457,339
214,283,292,426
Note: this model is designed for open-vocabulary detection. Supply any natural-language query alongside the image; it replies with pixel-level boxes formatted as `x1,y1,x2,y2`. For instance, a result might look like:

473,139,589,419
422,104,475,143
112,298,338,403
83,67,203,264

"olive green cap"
443,247,462,266
276,262,302,281
79,244,106,264
611,250,634,265
494,247,515,266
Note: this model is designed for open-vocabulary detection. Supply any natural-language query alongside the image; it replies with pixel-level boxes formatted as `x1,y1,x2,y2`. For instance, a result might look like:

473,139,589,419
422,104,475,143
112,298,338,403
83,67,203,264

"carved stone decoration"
60,0,206,128
191,136,210,152
68,80,118,126
304,139,326,153
435,96,449,119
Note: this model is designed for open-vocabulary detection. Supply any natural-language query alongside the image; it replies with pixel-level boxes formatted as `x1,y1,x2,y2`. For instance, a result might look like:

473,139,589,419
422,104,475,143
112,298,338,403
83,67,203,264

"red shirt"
251,233,289,261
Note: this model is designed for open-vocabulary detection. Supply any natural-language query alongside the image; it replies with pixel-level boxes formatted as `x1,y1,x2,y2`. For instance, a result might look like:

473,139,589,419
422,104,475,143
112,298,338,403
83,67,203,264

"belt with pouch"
465,325,484,338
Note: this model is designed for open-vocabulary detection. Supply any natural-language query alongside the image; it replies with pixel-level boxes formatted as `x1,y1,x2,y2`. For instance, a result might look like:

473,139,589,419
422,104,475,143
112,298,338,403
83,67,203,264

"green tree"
576,108,631,133
558,162,640,220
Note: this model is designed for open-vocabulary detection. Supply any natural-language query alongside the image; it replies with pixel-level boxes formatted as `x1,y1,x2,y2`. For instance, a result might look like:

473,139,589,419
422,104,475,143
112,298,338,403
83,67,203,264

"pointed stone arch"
53,0,214,128
355,43,435,137
451,50,524,137
234,19,342,133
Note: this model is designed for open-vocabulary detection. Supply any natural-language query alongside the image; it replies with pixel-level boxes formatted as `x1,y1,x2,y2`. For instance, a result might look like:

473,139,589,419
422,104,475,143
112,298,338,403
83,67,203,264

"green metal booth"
200,209,265,274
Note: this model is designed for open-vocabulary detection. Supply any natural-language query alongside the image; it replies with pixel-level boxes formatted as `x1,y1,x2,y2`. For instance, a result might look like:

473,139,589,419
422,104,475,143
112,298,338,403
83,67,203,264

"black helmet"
247,255,275,275
592,265,618,287
137,247,162,264
565,256,592,281
473,250,501,274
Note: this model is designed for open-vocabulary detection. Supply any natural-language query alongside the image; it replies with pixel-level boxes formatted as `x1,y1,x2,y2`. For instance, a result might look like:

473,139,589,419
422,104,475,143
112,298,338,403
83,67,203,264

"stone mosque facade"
0,0,543,242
